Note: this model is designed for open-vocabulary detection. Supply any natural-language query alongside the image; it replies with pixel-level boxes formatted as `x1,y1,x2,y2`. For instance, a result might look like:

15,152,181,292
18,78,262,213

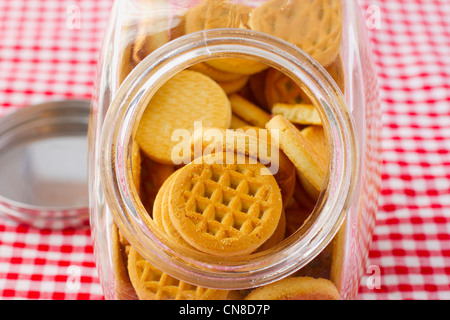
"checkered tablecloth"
0,0,449,300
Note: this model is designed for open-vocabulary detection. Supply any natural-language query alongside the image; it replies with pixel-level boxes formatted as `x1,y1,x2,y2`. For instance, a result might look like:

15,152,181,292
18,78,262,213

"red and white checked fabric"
357,0,450,299
0,0,449,300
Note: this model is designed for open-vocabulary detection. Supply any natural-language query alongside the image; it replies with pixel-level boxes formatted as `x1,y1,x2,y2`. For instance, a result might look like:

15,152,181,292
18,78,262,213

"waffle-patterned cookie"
256,208,286,252
184,127,296,206
151,171,174,231
127,246,229,300
249,0,342,67
168,152,283,256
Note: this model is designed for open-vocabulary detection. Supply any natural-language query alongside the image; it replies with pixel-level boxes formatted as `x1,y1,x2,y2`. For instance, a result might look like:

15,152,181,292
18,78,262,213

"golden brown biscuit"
245,277,340,300
185,0,251,34
185,0,267,75
135,70,231,164
150,170,175,230
256,209,286,252
127,246,229,300
301,126,328,157
160,172,197,249
187,126,296,206
150,170,197,250
266,115,327,193
229,94,272,128
272,103,322,126
239,126,297,208
249,0,343,67
111,223,138,300
168,152,283,257
299,125,329,201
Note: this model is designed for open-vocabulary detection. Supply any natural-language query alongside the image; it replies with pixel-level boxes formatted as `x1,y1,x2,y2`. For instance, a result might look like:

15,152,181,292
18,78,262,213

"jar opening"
100,29,358,290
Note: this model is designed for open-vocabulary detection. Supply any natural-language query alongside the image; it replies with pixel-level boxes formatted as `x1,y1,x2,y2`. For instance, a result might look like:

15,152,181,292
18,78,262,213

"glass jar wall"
88,0,381,300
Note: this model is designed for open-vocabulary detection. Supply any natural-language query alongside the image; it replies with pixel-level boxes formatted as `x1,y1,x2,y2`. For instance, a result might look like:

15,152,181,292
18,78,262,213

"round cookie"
249,0,343,67
159,173,197,249
151,171,175,231
127,246,229,300
135,70,231,164
245,277,340,300
150,170,196,252
167,152,283,257
256,209,286,252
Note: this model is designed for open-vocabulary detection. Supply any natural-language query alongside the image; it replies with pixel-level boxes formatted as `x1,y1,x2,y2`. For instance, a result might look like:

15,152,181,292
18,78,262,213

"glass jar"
88,0,381,300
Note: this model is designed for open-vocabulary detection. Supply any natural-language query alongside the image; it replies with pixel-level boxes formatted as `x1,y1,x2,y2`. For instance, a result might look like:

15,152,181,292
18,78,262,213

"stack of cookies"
113,0,345,300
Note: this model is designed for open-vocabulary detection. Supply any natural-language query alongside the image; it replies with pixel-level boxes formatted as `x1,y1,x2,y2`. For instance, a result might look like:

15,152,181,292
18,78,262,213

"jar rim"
99,29,359,290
